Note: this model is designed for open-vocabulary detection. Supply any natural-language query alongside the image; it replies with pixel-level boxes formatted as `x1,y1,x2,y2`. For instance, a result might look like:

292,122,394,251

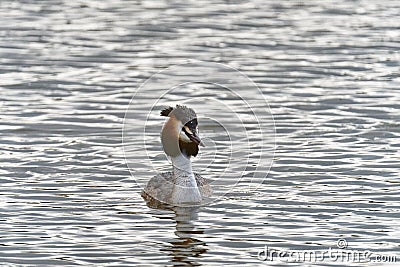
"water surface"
1,0,399,266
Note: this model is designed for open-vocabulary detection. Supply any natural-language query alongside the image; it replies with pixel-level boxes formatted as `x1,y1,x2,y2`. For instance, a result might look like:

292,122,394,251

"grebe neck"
170,153,202,204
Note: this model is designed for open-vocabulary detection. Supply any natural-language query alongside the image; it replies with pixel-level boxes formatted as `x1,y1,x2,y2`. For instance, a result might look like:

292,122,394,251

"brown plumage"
141,172,212,208
179,139,199,157
161,115,181,157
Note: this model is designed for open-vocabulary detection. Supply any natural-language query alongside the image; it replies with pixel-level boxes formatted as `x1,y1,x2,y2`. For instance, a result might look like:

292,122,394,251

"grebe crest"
142,105,212,207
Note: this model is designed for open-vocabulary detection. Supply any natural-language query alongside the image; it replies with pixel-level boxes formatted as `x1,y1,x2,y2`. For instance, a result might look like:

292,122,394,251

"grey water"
1,0,400,266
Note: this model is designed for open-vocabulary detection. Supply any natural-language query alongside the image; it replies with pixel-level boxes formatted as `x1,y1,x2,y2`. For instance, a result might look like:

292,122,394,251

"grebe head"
160,105,204,157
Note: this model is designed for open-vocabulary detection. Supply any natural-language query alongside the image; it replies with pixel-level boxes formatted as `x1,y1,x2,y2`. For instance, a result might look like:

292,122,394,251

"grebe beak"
183,126,205,147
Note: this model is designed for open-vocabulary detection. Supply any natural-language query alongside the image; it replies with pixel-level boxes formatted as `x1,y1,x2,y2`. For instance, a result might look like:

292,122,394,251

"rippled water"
1,0,400,266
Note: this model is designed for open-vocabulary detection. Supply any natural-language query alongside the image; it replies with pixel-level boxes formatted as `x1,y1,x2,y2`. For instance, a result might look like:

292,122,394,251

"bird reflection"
150,205,208,266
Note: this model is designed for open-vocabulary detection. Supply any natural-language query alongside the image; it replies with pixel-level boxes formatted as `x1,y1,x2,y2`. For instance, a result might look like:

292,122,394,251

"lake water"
1,0,399,266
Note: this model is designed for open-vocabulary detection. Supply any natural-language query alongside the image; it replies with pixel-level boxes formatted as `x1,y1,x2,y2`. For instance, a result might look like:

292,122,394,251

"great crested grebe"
141,105,212,206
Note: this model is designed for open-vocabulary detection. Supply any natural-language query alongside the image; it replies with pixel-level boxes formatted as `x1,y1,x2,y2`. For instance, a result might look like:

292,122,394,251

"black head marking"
185,118,198,128
160,106,173,117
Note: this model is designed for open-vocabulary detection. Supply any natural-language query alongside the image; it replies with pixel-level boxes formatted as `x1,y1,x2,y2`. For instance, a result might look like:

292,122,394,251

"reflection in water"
155,207,207,266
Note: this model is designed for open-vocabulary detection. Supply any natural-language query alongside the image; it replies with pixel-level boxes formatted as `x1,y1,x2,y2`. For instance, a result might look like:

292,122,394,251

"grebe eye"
185,119,197,128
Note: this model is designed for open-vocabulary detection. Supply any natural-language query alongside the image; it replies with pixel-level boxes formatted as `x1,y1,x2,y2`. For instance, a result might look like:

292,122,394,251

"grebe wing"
141,172,213,207
194,173,213,198
141,172,174,205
